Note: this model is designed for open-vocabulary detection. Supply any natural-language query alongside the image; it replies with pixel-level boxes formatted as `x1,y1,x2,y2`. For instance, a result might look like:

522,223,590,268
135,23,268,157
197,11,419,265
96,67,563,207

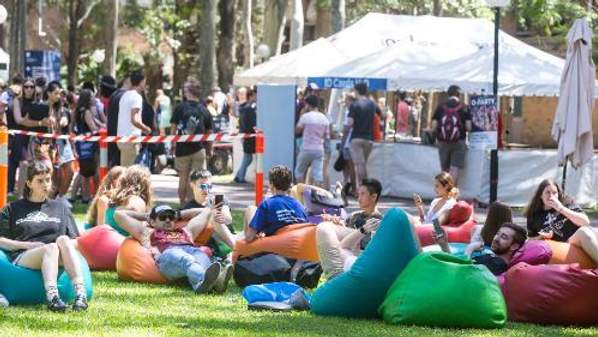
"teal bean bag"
379,252,506,328
0,249,93,305
423,242,493,258
310,208,421,318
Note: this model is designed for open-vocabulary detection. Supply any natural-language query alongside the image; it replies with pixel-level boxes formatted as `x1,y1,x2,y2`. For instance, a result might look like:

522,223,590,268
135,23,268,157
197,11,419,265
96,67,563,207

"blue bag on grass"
242,282,310,311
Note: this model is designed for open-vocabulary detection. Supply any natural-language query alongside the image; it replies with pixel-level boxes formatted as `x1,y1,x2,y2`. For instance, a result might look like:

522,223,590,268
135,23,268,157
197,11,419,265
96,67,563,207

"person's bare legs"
58,162,75,197
449,166,460,186
569,227,598,263
56,236,83,284
16,243,60,293
212,219,237,249
177,164,191,205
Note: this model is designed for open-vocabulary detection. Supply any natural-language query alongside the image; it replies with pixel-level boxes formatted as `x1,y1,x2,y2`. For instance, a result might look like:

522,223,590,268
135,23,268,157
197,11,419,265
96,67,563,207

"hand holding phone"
413,193,423,207
214,194,224,209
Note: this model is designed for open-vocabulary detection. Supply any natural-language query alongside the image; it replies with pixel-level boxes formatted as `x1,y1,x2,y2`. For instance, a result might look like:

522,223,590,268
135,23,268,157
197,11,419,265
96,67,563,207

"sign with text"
24,50,61,82
307,77,388,91
469,95,498,150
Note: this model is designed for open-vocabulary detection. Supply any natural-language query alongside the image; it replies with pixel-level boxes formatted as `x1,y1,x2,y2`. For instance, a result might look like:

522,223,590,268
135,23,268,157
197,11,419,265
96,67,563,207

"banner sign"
469,95,498,150
24,50,61,82
307,77,388,91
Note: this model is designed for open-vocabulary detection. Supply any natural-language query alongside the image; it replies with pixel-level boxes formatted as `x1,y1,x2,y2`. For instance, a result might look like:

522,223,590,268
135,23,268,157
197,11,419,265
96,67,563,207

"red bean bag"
545,240,597,269
502,262,598,325
78,225,126,270
232,223,319,263
416,201,476,246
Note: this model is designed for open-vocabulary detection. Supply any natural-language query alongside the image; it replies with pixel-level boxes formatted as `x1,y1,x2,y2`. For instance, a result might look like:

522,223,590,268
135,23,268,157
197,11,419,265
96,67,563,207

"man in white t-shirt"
294,95,330,186
117,70,152,166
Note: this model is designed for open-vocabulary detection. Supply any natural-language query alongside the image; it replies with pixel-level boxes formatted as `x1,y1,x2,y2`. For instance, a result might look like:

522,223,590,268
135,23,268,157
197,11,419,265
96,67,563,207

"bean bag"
77,225,126,270
380,252,506,328
232,223,318,263
545,240,597,269
0,249,93,305
502,262,598,325
416,201,476,246
310,208,420,318
509,240,552,267
423,242,492,257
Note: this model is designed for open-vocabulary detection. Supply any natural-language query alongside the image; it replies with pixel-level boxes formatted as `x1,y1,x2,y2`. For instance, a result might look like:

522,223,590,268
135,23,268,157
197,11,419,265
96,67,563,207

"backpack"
233,253,323,289
437,103,464,142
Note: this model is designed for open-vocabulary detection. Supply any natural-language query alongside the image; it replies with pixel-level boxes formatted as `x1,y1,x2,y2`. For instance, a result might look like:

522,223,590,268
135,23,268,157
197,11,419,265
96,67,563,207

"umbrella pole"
562,160,568,193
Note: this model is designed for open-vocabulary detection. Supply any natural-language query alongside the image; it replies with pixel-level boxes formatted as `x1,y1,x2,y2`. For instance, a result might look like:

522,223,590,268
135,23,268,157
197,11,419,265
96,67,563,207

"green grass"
3,206,598,336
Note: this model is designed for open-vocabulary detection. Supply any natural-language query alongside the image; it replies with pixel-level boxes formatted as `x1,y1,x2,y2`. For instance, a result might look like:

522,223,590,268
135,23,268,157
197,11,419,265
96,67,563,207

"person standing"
233,88,256,184
431,85,472,184
171,79,213,205
395,92,410,135
344,82,375,192
154,89,172,136
0,75,23,196
294,95,330,187
117,71,152,167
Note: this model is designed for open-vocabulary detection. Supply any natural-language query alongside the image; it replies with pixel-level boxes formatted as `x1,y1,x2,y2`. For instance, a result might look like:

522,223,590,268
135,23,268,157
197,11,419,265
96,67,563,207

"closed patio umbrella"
552,18,595,190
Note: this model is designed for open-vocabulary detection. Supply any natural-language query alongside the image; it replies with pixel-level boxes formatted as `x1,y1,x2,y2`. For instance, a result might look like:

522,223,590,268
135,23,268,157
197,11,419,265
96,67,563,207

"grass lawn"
2,205,598,336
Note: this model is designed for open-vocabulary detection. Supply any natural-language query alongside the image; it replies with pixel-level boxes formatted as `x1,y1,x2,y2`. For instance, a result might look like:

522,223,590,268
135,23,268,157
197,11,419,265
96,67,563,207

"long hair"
481,201,513,246
523,178,568,220
109,165,153,209
435,172,459,199
86,166,125,226
23,161,52,199
75,89,93,130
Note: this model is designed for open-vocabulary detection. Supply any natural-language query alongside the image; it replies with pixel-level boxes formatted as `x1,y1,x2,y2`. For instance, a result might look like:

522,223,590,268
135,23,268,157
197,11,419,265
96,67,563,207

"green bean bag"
0,249,93,305
310,208,421,318
379,252,506,328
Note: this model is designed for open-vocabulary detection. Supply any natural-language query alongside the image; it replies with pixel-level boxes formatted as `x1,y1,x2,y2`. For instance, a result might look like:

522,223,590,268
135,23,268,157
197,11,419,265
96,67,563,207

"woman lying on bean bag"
524,179,596,265
0,161,88,312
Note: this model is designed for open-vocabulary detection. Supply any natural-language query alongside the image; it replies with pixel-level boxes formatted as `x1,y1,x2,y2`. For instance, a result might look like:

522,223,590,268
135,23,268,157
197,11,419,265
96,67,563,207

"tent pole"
562,160,568,193
489,6,500,203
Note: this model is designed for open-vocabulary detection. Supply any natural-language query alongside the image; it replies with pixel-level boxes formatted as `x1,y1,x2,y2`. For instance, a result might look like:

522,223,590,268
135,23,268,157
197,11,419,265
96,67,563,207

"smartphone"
214,194,224,208
432,219,444,239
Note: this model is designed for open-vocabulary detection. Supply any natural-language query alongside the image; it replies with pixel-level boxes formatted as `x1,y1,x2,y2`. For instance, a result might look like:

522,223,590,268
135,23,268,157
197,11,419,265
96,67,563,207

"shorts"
350,138,373,165
79,158,97,178
295,149,324,183
57,140,76,166
437,140,467,170
175,149,207,174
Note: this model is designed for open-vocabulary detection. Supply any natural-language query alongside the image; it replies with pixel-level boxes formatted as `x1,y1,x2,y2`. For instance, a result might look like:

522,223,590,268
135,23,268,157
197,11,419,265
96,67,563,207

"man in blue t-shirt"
244,165,308,242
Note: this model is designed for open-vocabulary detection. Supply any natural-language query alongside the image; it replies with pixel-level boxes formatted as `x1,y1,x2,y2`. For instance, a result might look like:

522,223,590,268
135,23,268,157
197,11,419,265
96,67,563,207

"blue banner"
307,77,388,91
24,50,61,82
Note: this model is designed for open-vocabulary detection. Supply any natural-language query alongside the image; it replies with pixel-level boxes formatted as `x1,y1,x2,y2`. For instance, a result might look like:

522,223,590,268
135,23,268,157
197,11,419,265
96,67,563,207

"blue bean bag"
423,243,493,258
0,249,93,305
310,208,421,318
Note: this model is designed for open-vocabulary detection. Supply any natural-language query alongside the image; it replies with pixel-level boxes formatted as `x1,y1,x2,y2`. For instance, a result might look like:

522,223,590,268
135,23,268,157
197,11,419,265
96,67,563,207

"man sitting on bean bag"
243,165,309,243
435,222,527,275
114,205,230,293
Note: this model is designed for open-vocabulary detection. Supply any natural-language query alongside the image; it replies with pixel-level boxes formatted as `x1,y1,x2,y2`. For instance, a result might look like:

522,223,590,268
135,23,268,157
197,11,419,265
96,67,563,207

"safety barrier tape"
7,130,257,143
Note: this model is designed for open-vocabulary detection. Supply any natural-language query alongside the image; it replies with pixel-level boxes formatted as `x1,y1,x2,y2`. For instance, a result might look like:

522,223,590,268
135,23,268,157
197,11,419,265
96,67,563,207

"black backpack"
233,253,322,289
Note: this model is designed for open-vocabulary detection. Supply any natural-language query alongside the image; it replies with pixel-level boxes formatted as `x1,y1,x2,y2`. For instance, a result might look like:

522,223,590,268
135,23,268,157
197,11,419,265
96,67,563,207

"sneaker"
0,293,9,308
47,295,67,312
72,295,88,312
194,262,221,294
233,177,246,184
213,263,233,294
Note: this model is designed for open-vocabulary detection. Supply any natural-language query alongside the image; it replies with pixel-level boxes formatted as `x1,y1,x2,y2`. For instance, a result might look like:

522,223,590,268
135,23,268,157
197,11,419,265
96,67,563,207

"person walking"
233,88,257,184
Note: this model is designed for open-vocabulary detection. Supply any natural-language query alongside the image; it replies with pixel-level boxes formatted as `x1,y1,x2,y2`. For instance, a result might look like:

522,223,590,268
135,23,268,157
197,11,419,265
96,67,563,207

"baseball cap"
149,204,177,220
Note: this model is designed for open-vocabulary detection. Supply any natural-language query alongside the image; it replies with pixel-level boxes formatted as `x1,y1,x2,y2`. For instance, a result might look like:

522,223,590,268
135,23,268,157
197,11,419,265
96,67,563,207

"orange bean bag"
78,225,126,270
232,223,318,262
416,201,476,246
116,222,215,284
545,240,597,269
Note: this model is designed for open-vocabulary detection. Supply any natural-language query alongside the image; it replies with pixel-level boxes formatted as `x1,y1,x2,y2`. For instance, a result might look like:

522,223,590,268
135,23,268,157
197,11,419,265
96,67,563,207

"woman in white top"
413,172,458,225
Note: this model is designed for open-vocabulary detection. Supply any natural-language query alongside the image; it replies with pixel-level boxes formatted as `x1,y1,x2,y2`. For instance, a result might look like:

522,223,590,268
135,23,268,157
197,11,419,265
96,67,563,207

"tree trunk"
66,0,81,87
315,2,331,38
289,0,304,50
217,0,236,93
9,0,26,79
243,0,254,68
198,0,217,98
433,0,443,16
263,0,287,57
103,0,118,78
330,0,345,34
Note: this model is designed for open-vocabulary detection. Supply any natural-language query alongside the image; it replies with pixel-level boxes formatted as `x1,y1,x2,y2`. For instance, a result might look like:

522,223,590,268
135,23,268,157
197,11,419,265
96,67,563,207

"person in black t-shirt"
524,179,595,263
106,74,131,167
171,79,213,205
0,161,87,312
233,88,257,183
435,222,527,275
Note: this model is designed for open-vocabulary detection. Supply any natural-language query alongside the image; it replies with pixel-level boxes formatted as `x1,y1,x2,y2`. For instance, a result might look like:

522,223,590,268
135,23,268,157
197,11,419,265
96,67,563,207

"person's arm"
244,227,258,243
113,208,148,242
185,208,212,239
13,99,41,128
179,208,203,220
84,109,99,132
556,203,590,227
131,108,152,135
340,218,380,253
96,196,109,226
464,226,484,256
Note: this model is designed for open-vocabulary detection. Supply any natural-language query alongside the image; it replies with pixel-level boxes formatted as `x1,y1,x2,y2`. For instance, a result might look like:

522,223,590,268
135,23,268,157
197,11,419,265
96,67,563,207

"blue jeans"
156,245,211,290
235,152,253,181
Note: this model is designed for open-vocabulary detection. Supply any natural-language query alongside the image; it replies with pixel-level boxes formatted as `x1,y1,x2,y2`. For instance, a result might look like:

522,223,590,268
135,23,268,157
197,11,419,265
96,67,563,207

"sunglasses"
198,183,212,191
157,213,176,222
23,85,34,89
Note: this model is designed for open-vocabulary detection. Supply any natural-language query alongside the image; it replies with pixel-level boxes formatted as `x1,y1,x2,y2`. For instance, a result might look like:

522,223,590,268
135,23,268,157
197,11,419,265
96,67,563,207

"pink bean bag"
416,201,476,246
502,262,598,325
78,225,126,270
508,240,552,267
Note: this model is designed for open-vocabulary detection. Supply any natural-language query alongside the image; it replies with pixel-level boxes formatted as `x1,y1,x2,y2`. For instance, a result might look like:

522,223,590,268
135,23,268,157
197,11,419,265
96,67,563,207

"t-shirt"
170,100,213,157
297,111,330,151
238,101,257,154
107,89,125,136
117,90,143,137
395,101,410,134
424,197,457,223
348,98,376,140
150,228,194,253
249,194,308,236
181,199,205,211
433,98,472,141
527,204,584,242
0,199,79,261
472,253,508,276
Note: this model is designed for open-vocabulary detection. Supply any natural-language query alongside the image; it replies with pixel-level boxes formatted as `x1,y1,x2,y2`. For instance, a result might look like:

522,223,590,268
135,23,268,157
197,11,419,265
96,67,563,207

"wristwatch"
359,226,366,234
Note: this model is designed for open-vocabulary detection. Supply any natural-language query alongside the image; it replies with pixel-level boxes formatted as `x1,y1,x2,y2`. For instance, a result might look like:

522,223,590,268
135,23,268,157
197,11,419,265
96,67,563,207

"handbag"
134,145,152,167
333,150,346,172
233,253,323,289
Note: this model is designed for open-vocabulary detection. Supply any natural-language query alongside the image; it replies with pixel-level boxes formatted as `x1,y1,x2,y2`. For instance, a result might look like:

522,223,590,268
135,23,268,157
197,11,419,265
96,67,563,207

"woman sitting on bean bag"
524,179,595,263
0,161,87,311
465,201,512,256
412,172,458,225
84,166,125,229
104,165,153,236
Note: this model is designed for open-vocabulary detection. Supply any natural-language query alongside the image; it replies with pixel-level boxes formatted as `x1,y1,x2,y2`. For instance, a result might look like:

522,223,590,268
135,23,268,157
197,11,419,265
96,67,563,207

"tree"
331,0,346,33
198,0,217,97
103,0,119,77
243,0,255,68
217,0,236,93
66,0,101,87
289,0,304,50
263,0,287,56
8,0,26,79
